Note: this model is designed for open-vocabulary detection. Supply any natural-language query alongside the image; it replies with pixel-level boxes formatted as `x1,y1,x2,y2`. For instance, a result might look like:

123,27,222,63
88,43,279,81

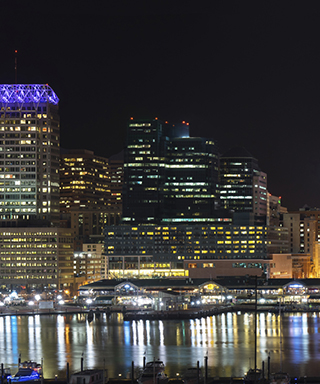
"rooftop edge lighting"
0,84,59,106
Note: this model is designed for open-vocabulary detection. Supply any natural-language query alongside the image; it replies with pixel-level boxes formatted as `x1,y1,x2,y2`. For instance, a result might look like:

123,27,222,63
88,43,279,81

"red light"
165,121,168,124
15,50,18,53
130,117,133,120
186,123,189,126
182,120,185,124
155,117,158,120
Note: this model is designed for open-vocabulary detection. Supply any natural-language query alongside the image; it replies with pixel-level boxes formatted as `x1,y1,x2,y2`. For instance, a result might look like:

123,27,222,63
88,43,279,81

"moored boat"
270,372,290,384
138,360,168,384
7,361,42,382
244,368,263,383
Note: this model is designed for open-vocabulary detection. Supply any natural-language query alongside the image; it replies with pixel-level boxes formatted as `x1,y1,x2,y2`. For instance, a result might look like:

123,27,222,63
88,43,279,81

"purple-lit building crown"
0,84,59,106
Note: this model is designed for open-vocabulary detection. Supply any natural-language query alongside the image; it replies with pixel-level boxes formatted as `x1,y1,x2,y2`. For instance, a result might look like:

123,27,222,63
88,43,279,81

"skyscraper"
0,84,76,292
122,118,219,224
0,84,60,226
60,149,122,241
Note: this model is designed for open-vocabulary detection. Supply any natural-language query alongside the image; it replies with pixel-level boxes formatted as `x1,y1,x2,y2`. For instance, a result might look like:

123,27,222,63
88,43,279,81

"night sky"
1,2,320,211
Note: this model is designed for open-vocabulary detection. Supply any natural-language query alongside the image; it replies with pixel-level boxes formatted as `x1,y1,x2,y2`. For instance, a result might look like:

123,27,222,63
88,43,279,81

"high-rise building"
219,147,267,224
60,149,122,246
60,149,110,212
122,118,219,224
163,135,219,223
0,84,60,226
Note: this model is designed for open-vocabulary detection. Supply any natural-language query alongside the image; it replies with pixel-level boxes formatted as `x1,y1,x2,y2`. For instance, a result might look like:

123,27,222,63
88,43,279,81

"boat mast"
254,275,257,373
279,299,282,372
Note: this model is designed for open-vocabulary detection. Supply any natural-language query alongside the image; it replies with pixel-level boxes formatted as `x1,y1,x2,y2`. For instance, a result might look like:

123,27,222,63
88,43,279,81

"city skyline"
1,2,320,210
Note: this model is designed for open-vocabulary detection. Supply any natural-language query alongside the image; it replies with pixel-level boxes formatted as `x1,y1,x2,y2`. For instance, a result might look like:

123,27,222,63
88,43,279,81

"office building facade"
104,224,289,278
220,147,267,224
0,84,60,226
0,227,74,290
60,149,122,241
122,118,219,224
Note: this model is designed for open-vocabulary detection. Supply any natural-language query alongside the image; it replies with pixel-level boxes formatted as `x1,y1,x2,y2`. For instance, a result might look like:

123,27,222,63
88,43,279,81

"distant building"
0,227,74,290
219,147,267,225
60,149,122,242
281,213,316,254
281,209,319,277
60,149,110,212
122,118,220,224
74,238,104,284
0,84,60,226
267,194,287,226
108,151,123,210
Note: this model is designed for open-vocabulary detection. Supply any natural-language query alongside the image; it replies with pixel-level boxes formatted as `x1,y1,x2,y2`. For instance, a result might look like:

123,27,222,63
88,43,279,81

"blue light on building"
0,84,59,106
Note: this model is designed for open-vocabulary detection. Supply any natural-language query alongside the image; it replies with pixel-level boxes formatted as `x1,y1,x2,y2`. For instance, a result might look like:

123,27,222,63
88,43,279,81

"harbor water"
0,311,319,379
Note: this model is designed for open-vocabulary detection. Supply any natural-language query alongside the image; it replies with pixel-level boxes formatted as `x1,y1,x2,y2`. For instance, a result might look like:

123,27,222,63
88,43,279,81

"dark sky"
1,1,320,211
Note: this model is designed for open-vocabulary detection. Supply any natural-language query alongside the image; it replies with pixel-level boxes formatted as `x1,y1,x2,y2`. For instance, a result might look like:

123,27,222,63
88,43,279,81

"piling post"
268,356,270,381
41,358,44,384
81,357,84,372
131,361,134,384
1,363,3,384
204,356,208,384
66,362,70,384
197,361,200,384
262,361,264,380
143,356,146,369
18,354,21,365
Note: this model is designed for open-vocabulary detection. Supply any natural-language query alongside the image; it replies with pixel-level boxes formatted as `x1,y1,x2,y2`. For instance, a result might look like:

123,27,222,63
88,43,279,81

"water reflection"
1,312,320,379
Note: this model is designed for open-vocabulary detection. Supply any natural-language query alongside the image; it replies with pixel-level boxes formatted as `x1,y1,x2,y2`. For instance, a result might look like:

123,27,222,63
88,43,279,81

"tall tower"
122,118,169,223
0,84,60,226
163,135,219,222
122,118,219,224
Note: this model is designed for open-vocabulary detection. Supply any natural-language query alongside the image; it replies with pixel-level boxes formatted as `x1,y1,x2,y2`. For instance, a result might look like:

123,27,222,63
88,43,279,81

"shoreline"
1,303,320,319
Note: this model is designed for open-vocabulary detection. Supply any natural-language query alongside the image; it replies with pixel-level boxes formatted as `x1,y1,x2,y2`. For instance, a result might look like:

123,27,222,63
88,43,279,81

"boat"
270,371,290,384
138,370,168,384
244,368,263,383
182,367,203,384
138,360,168,384
144,360,165,372
7,361,42,382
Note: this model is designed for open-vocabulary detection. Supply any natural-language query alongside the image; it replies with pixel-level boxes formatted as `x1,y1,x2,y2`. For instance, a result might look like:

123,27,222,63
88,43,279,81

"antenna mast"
14,50,18,84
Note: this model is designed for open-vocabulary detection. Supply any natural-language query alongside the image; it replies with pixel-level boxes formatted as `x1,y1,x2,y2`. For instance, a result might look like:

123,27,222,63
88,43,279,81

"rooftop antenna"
14,50,18,84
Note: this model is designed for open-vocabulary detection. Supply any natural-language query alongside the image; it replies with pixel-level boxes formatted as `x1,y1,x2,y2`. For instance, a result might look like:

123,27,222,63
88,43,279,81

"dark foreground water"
0,311,320,379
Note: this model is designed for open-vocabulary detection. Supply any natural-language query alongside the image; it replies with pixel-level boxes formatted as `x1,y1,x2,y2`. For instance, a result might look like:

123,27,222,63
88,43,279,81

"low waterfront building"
79,276,320,307
104,224,289,278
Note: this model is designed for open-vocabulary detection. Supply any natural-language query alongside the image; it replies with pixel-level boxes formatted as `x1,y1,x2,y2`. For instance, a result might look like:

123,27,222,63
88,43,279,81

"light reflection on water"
0,312,320,379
